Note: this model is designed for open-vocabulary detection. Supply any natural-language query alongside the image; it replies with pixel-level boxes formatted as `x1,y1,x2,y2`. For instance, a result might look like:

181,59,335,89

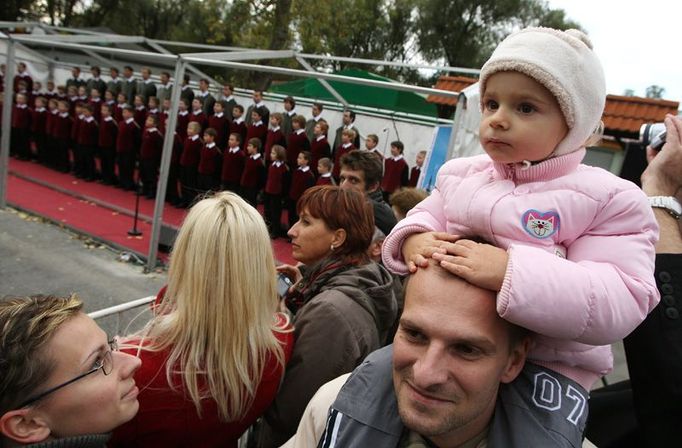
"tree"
623,88,635,97
645,85,665,99
413,0,582,69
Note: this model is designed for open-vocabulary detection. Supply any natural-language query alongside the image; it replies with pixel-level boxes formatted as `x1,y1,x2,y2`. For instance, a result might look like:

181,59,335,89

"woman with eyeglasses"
109,192,294,447
257,185,398,447
0,294,141,447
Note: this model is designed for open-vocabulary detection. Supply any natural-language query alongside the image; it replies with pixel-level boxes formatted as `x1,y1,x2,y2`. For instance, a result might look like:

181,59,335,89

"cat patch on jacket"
521,209,560,239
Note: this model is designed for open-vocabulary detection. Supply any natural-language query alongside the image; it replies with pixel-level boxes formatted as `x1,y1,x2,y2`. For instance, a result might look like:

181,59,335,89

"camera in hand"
639,122,667,151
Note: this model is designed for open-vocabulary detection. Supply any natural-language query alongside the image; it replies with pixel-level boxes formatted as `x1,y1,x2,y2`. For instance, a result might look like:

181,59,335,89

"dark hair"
340,150,382,190
161,71,171,78
110,67,119,74
391,140,404,153
389,188,428,217
183,74,191,82
234,104,244,113
147,114,159,125
297,186,374,262
204,127,218,138
293,115,306,128
123,65,133,72
82,104,93,113
251,109,262,118
345,110,356,121
91,66,100,76
284,96,296,107
312,102,323,111
230,132,242,143
271,144,286,161
122,105,135,113
247,137,261,149
299,150,312,162
200,78,209,85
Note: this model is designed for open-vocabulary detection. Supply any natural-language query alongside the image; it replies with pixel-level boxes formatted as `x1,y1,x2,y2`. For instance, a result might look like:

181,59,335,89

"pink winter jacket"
382,148,660,390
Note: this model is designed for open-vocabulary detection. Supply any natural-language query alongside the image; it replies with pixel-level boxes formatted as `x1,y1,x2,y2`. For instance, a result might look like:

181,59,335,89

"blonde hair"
131,192,289,421
0,294,83,413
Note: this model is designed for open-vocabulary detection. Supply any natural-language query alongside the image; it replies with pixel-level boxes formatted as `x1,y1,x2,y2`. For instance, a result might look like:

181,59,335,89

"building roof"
428,75,680,135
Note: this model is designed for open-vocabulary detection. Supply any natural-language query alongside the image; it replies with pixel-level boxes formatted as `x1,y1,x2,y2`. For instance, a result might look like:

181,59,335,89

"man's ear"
366,181,380,194
0,409,51,444
500,337,531,384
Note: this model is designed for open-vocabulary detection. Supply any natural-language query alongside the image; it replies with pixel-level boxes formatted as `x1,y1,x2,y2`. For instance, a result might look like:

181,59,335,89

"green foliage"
646,85,666,99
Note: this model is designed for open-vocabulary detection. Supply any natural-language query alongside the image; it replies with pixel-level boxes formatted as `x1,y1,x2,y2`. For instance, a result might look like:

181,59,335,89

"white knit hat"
479,27,606,157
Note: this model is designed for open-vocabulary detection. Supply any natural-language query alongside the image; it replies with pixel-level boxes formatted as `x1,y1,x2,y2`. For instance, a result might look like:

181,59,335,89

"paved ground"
0,207,166,335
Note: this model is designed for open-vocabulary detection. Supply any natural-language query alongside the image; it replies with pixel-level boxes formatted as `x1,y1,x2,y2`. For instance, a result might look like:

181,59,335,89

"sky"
546,0,681,104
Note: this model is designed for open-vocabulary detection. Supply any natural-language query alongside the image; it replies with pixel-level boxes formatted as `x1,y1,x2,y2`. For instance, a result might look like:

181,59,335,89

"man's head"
140,67,151,80
393,263,529,446
71,66,80,78
199,78,209,92
160,72,170,85
342,110,355,126
339,150,382,194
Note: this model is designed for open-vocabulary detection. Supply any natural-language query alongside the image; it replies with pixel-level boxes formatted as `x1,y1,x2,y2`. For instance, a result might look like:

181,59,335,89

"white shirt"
214,112,224,118
273,161,283,167
178,110,189,116
125,117,135,124
16,104,27,109
270,126,280,132
229,146,241,154
199,91,209,97
321,172,332,178
135,105,145,111
316,135,325,142
148,108,158,114
250,153,262,160
298,166,311,172
190,134,199,141
192,110,203,116
59,112,69,118
147,127,158,133
206,142,216,148
287,109,296,117
252,120,263,127
84,116,94,123
295,129,305,135
392,154,404,161
35,107,46,113
342,142,352,149
104,116,113,122
233,116,245,125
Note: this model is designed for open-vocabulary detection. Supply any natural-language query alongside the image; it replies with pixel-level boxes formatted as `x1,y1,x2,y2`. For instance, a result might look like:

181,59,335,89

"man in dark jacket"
339,150,397,236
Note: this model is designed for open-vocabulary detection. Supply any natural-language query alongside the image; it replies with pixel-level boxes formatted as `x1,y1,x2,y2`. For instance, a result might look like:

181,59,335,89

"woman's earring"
330,244,335,251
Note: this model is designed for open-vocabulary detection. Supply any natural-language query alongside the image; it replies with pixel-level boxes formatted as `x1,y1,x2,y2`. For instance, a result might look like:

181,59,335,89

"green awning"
270,68,438,118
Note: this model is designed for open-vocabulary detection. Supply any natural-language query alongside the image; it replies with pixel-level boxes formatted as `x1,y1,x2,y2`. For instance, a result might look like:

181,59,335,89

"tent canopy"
270,68,438,118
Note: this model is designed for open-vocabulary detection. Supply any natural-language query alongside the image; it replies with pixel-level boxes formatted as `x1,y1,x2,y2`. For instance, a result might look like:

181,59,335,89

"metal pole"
447,92,467,161
0,38,16,208
146,58,186,272
145,39,221,93
297,53,481,76
296,56,348,108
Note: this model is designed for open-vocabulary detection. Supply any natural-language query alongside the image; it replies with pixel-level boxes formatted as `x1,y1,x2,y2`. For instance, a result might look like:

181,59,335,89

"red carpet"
7,158,295,266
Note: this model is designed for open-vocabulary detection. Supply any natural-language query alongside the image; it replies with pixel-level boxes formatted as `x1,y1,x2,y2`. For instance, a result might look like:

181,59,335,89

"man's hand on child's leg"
432,240,508,291
403,232,460,273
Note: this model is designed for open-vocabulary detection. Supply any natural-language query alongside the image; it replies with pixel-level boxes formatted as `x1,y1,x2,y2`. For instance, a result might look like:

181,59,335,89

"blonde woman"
110,192,293,447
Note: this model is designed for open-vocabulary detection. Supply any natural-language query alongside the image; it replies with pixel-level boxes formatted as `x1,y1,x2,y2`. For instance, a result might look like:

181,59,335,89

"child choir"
5,64,427,238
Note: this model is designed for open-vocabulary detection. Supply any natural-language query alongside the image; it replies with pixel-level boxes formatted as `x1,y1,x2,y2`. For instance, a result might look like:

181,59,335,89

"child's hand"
432,240,508,291
402,232,460,273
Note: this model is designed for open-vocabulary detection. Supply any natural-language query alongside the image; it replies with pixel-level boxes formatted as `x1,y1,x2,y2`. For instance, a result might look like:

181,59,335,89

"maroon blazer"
208,114,229,148
333,143,356,179
180,136,203,167
133,106,147,128
89,99,103,122
116,119,141,154
30,108,47,134
13,74,33,93
99,117,118,149
245,122,268,150
114,104,126,123
198,143,220,175
140,128,163,161
221,147,246,183
264,128,286,163
264,161,288,195
11,105,31,130
408,166,421,187
46,110,57,137
77,117,99,146
288,167,315,201
316,174,335,186
176,111,190,140
189,110,208,132
309,136,331,174
53,113,73,140
229,119,247,148
240,154,266,189
171,133,183,165
286,131,310,168
382,156,410,194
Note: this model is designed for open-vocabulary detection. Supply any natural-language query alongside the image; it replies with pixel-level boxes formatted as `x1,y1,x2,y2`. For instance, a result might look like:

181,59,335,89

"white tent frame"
1,22,476,271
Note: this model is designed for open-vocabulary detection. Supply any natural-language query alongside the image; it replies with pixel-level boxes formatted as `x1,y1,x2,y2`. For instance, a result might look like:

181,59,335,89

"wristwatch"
649,196,682,219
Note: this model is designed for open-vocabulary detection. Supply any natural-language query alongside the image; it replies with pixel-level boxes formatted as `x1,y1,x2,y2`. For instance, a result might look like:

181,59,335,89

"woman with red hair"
257,185,398,447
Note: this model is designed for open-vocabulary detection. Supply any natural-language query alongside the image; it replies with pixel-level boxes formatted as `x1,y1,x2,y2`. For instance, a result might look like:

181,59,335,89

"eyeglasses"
19,338,118,409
